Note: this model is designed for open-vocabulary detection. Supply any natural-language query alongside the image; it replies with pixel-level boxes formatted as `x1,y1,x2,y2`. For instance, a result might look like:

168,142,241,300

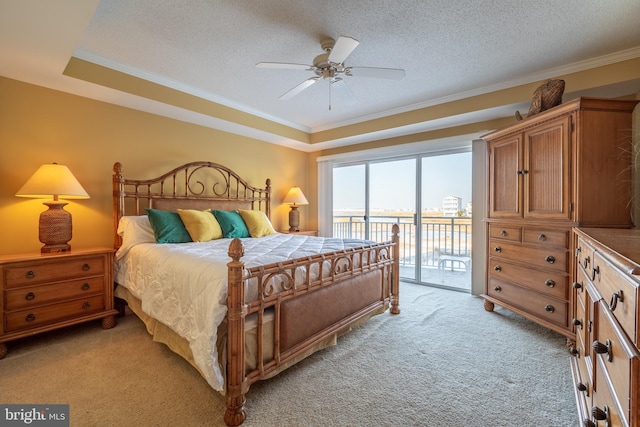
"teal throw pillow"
212,210,250,238
146,208,193,243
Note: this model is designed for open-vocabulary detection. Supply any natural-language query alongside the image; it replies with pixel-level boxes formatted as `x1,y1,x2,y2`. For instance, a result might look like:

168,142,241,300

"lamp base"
39,201,73,254
288,206,300,232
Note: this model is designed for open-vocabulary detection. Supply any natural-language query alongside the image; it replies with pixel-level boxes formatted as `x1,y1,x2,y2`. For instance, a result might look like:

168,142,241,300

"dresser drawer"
5,276,104,310
575,296,588,359
5,294,105,332
488,225,521,242
522,228,568,248
488,258,567,300
489,240,568,272
593,300,640,422
575,236,595,275
487,277,568,327
593,252,638,343
593,355,629,427
3,256,106,288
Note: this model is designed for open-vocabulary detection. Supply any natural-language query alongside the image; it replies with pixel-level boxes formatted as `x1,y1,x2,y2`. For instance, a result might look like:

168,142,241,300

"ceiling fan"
256,36,405,109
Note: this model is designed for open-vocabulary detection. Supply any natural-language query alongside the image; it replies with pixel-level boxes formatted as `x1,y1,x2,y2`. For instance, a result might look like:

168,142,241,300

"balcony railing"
333,215,472,271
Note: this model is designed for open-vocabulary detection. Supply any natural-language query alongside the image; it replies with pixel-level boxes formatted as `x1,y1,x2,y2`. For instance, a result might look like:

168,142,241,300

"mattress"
114,227,375,391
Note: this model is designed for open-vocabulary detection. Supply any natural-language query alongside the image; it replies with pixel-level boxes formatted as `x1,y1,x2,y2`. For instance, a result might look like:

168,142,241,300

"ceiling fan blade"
346,67,405,80
328,36,359,64
256,62,312,70
279,77,320,100
331,78,357,105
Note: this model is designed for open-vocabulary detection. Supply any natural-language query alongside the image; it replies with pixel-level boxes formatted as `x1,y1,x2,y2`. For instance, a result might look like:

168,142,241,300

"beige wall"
0,77,314,255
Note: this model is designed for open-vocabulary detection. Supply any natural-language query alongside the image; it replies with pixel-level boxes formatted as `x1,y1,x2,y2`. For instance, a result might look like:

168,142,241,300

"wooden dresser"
571,228,639,427
0,247,118,358
482,97,639,340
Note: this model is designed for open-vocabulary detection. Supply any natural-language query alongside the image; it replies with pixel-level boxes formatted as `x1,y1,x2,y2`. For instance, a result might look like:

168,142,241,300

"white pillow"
115,215,156,260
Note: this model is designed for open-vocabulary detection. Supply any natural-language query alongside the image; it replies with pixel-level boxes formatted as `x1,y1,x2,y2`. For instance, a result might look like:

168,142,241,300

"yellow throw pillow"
238,210,276,238
177,209,223,242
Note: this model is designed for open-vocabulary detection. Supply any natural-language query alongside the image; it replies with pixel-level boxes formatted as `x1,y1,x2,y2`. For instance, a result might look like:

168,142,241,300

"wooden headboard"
113,161,271,249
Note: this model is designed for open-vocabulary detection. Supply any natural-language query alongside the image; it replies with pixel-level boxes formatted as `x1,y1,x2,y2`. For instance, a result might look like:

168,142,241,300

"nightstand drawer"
5,276,104,310
5,294,105,332
3,256,105,288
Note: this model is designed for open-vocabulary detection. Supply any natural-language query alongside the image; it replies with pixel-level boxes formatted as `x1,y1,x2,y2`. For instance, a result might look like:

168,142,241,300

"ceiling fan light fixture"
256,35,405,107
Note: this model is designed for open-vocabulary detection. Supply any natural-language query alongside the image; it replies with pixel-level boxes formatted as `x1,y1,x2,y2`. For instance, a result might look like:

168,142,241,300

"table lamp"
282,186,308,232
16,163,90,253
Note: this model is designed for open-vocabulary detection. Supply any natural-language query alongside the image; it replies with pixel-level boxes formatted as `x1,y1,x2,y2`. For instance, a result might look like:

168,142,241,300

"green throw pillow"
212,210,250,238
146,208,193,243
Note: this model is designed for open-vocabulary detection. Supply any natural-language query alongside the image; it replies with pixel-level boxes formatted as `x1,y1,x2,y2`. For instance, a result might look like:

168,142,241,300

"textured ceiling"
2,1,640,150
75,0,640,131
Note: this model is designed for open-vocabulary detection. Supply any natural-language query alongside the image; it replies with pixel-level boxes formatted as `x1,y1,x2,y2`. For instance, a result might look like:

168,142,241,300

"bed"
112,161,400,426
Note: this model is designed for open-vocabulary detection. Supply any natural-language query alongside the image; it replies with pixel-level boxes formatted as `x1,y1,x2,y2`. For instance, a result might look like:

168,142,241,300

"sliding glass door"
332,151,471,291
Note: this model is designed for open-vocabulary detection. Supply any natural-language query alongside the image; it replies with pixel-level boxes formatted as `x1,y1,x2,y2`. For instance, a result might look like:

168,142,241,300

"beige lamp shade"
282,187,309,206
16,163,90,253
282,187,308,232
16,163,90,200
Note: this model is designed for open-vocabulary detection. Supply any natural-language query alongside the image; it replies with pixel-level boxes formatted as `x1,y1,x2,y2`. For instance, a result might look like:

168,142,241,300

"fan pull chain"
328,80,332,110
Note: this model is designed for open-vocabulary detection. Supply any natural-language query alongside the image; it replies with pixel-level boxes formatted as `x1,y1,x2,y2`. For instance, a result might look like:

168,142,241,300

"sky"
333,151,472,212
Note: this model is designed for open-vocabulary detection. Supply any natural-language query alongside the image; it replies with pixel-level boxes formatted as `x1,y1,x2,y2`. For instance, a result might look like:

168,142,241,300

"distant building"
442,196,462,216
465,202,472,216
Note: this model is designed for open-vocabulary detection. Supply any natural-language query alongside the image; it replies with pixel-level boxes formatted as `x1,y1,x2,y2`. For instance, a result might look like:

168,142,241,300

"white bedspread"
114,233,373,391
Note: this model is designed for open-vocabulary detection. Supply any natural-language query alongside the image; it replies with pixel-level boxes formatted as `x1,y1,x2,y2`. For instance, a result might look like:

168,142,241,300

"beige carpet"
0,283,576,426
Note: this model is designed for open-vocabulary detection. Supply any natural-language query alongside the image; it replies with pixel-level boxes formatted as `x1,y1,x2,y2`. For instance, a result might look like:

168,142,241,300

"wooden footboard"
224,225,400,426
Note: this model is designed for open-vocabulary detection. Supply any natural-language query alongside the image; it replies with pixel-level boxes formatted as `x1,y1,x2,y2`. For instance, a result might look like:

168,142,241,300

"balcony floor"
400,266,471,292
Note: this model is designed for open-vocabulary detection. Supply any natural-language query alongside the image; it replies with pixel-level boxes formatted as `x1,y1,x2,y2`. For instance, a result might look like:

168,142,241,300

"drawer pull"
609,291,623,312
82,263,90,271
569,346,580,357
591,406,609,423
591,266,599,281
544,279,555,288
494,246,502,253
538,234,546,241
25,270,36,279
25,313,36,322
575,246,581,256
494,265,502,272
572,318,582,328
500,230,507,237
82,283,90,291
582,256,590,269
493,286,502,293
25,292,35,301
82,302,91,310
572,281,583,290
544,304,555,313
576,382,588,393
545,255,555,264
592,339,612,362
583,420,595,427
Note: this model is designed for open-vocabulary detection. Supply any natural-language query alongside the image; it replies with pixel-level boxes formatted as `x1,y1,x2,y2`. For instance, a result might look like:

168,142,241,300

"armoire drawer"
488,240,568,272
488,225,521,242
522,228,568,248
488,258,567,300
487,277,568,327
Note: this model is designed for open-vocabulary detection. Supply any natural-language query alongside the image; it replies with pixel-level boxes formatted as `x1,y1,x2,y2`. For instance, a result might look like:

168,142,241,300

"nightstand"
279,230,319,236
0,247,118,359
